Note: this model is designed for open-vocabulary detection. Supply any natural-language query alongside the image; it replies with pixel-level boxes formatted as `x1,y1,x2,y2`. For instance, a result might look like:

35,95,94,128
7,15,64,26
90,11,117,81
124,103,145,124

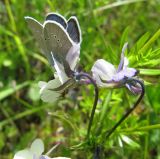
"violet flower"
91,43,142,94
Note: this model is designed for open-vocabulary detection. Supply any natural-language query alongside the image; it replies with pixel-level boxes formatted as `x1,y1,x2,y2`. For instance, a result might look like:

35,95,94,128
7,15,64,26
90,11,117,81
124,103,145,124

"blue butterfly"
25,13,82,102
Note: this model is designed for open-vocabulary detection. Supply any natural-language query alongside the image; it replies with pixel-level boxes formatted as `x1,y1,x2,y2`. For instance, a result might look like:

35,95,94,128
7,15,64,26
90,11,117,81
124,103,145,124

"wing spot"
57,39,60,42
54,35,57,38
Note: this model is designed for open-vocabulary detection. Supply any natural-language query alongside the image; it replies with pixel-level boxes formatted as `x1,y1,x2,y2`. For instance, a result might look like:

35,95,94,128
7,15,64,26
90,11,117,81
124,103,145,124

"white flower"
13,139,71,159
13,139,44,159
91,43,140,93
38,78,62,103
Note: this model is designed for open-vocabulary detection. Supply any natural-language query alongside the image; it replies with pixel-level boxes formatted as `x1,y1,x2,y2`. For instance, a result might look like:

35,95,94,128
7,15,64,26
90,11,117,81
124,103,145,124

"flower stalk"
105,78,145,139
75,72,99,139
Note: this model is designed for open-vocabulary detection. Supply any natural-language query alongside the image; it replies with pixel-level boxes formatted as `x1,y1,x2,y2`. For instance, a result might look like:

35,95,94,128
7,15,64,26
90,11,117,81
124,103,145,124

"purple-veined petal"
40,156,71,159
38,78,62,103
123,68,138,77
51,52,69,84
41,156,71,159
91,59,116,87
117,43,128,72
112,68,137,82
66,43,80,71
125,82,142,94
13,149,34,159
30,139,44,156
123,57,129,69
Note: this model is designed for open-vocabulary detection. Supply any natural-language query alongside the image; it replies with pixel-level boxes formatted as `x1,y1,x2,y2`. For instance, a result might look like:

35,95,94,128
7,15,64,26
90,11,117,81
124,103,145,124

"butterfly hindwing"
67,16,81,43
25,16,54,66
45,13,67,29
25,17,47,54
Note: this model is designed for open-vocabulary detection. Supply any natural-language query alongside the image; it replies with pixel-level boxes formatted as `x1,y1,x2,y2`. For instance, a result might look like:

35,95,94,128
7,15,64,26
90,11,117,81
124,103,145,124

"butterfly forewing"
67,17,81,43
45,13,67,29
25,17,54,66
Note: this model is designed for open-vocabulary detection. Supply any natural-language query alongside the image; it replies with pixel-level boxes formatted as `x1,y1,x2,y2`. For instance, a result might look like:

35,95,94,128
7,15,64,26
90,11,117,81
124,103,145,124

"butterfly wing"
25,16,54,66
43,21,73,58
45,13,67,29
43,21,74,81
67,16,81,43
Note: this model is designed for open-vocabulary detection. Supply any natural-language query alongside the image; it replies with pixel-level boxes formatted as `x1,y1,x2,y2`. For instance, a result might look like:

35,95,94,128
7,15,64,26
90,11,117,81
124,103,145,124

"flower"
25,13,82,102
91,43,141,94
13,138,70,159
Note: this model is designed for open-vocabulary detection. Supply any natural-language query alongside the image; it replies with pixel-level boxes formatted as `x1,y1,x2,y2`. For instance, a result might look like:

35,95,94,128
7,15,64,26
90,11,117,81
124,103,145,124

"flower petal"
30,139,44,156
123,68,138,77
91,59,116,87
38,79,62,103
125,80,142,94
51,53,69,84
52,157,71,159
123,57,129,69
117,43,128,72
41,156,71,159
66,44,80,71
13,149,33,159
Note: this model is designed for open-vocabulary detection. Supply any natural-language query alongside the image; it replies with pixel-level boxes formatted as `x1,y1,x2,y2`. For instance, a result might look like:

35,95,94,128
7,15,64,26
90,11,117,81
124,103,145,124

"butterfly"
25,13,82,102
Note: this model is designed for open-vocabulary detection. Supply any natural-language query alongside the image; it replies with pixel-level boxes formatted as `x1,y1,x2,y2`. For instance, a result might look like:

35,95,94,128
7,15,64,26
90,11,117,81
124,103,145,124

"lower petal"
13,149,33,159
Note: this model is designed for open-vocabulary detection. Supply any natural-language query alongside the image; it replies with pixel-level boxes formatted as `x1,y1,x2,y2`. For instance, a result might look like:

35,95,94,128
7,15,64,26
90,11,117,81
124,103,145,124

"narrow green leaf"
120,27,130,49
140,69,160,76
121,134,140,148
0,81,30,100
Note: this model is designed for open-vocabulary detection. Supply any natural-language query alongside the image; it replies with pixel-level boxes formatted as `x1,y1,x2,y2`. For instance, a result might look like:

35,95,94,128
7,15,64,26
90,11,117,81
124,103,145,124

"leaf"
139,69,160,76
120,27,130,50
118,136,123,148
121,134,140,148
0,81,30,100
139,28,160,54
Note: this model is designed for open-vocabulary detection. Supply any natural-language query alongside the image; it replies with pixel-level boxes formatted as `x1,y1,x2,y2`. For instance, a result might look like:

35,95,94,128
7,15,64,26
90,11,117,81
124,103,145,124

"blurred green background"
0,0,160,158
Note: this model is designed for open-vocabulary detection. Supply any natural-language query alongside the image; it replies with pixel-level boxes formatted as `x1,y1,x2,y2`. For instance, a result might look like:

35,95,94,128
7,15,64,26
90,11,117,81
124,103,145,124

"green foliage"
0,0,160,158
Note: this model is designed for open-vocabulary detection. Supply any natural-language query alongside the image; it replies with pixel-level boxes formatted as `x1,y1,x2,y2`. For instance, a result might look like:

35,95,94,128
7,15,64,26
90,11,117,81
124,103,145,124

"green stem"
105,78,145,139
96,91,112,136
76,73,99,139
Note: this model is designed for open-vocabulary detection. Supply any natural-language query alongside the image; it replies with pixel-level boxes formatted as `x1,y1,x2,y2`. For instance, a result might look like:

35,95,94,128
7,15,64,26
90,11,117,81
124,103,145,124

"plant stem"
96,91,112,136
76,72,99,139
105,78,145,139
